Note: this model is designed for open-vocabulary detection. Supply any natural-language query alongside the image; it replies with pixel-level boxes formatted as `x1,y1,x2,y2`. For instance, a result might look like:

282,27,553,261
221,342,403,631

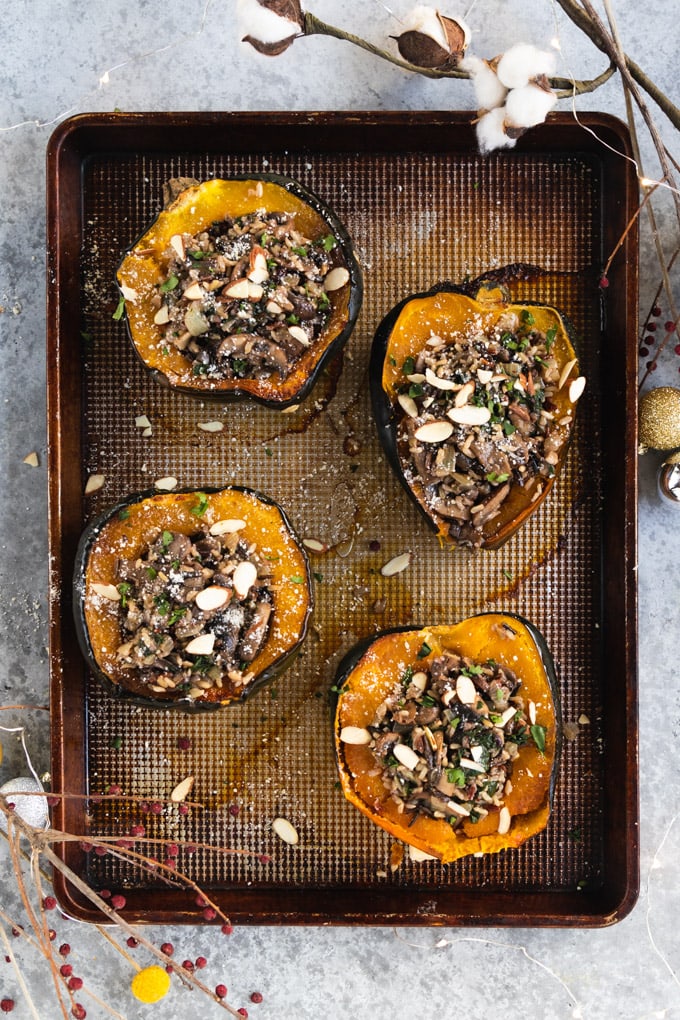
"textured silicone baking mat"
47,112,638,925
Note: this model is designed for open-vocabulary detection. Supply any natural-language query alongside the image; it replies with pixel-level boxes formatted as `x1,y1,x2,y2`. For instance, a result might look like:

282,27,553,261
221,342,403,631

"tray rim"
46,109,639,928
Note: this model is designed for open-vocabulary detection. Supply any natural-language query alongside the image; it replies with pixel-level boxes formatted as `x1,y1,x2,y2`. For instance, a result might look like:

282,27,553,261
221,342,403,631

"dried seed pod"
393,8,470,70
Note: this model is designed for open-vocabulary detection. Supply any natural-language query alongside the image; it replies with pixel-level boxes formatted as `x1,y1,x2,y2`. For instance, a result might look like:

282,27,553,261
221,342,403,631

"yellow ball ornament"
638,386,680,453
131,965,171,1004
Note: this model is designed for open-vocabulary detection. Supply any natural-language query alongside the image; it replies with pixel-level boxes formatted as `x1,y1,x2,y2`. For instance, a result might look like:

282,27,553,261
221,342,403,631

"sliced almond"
195,586,230,612
169,234,185,260
410,671,428,691
224,279,251,300
184,633,215,656
170,776,194,803
288,325,310,346
154,476,178,491
153,304,170,325
500,706,517,727
339,726,372,745
84,473,105,494
425,367,457,391
281,403,300,414
183,282,204,301
447,800,471,817
302,538,327,553
135,414,151,428
197,420,224,432
397,393,419,418
248,282,264,302
456,674,477,705
414,420,453,443
454,380,475,407
142,427,152,438
381,552,411,576
569,376,586,402
447,405,491,426
458,757,485,773
409,845,438,862
557,358,577,391
272,816,299,845
266,300,282,315
324,266,350,292
497,805,511,834
477,369,493,384
392,743,420,771
23,451,39,467
232,560,258,599
91,583,120,601
528,700,537,725
210,518,246,535
120,284,138,302
248,253,269,285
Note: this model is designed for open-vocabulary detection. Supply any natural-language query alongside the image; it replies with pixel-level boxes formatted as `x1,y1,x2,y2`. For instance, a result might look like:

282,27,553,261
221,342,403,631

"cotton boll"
0,776,49,831
505,83,558,128
462,54,508,110
496,43,556,89
402,5,449,47
476,107,516,155
237,0,301,45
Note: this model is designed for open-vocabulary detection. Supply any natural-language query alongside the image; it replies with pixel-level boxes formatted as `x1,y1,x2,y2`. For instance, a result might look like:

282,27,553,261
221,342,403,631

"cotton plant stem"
601,0,680,386
553,0,680,130
304,10,615,96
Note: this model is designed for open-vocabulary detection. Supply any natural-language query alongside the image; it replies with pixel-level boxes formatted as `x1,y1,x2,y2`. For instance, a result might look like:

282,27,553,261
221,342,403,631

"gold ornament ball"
638,386,680,453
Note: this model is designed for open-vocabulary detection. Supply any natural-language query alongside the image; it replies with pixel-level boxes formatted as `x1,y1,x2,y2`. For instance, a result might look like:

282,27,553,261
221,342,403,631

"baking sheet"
47,111,639,926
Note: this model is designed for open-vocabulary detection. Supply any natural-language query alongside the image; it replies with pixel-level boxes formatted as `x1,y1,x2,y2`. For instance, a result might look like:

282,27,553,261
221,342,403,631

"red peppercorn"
107,784,121,795
215,984,228,999
67,976,83,991
60,964,73,978
185,843,197,853
178,804,189,816
229,804,240,817
202,907,216,921
139,801,150,813
72,1006,86,1020
43,896,57,911
639,347,649,357
59,943,71,956
126,937,139,948
151,801,163,815
669,322,678,333
99,889,111,899
79,841,93,853
652,305,662,316
177,736,192,750
129,824,145,837
221,923,233,936
646,322,657,331
161,942,174,956
47,795,60,807
166,963,174,974
110,895,126,910
599,275,609,288
182,960,194,972
258,855,271,865
48,929,57,942
94,846,107,857
195,956,207,969
250,991,263,1004
0,1000,15,1013
164,858,177,870
238,1009,248,1018
195,895,207,908
166,843,179,858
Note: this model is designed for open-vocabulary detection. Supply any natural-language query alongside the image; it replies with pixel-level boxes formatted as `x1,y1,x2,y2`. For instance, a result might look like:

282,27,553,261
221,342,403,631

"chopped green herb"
321,234,337,251
264,447,273,457
168,606,187,625
402,356,416,376
520,309,535,326
270,688,278,700
400,666,414,687
530,723,547,753
388,355,397,367
161,530,173,549
486,471,510,484
117,582,131,608
112,296,125,321
146,566,158,580
154,593,170,616
545,326,557,352
408,383,424,399
291,245,308,257
190,656,213,674
502,419,517,436
231,357,249,376
503,569,514,581
110,735,123,750
416,641,432,659
447,767,466,787
567,826,582,842
160,274,179,293
192,363,208,376
118,508,130,521
190,492,209,517
286,313,300,325
189,250,205,260
313,571,323,583
289,575,304,583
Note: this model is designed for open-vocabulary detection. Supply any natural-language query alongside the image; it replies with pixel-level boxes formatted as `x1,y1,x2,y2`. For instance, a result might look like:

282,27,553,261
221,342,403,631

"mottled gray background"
1,1,679,1017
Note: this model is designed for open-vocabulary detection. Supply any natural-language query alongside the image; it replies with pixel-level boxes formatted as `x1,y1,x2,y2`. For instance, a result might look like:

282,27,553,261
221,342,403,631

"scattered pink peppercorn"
599,275,609,288
195,895,207,908
99,889,111,899
79,841,93,853
116,838,134,849
106,784,121,795
161,942,174,957
5,803,15,812
221,923,233,936
229,804,240,817
0,1000,14,1013
59,943,71,957
94,846,107,857
165,964,174,974
178,804,190,816
646,322,657,331
182,960,194,972
47,795,60,807
72,1004,86,1019
126,937,139,948
48,929,57,942
164,859,177,870
139,801,150,813
215,984,228,999
166,843,179,858
151,802,163,815
258,855,271,865
67,976,83,991
250,992,263,1004
177,737,192,751
185,843,197,853
195,957,207,970
110,895,126,910
202,907,217,921
60,964,73,978
129,824,145,837
652,305,662,316
43,896,57,911
639,347,649,357
238,1009,248,1018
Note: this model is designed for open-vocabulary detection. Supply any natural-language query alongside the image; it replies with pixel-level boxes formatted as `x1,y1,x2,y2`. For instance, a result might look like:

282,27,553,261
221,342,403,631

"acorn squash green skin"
73,485,313,713
332,613,562,864
117,174,363,410
369,276,580,550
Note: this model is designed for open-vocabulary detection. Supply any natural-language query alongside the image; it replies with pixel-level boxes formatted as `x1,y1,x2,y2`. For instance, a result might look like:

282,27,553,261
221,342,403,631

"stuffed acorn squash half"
117,176,363,408
333,614,560,863
74,486,312,710
370,280,585,549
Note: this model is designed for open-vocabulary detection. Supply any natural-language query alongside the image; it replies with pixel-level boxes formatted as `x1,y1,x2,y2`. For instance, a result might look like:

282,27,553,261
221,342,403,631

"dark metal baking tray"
46,111,639,926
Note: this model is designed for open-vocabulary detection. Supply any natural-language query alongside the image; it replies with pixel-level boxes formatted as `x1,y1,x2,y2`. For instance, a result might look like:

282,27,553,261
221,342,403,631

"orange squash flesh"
333,614,559,863
117,177,362,407
373,283,581,549
76,487,312,709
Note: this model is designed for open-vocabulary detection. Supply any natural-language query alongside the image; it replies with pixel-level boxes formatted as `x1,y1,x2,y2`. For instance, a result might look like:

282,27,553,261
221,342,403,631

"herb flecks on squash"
370,281,583,549
117,177,363,408
333,614,560,863
74,486,312,711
